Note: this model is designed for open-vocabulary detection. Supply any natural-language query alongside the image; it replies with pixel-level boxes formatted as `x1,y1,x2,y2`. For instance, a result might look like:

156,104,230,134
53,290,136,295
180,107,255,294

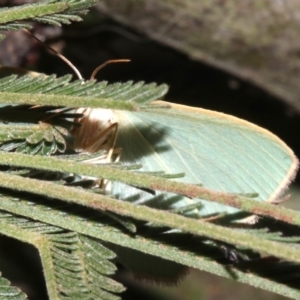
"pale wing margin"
113,102,298,217
158,101,298,202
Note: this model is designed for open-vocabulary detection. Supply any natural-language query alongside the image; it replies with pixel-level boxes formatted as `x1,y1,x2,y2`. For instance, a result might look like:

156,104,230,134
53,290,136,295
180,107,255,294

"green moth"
72,100,298,217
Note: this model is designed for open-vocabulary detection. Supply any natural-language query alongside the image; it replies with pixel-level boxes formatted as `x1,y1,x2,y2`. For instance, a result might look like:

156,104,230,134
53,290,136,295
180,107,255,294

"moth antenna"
90,59,130,80
23,29,83,80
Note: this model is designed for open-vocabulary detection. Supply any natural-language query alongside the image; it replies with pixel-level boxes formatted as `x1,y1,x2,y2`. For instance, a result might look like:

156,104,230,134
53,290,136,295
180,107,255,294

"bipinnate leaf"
0,210,124,300
0,2,300,299
0,0,98,36
0,75,168,109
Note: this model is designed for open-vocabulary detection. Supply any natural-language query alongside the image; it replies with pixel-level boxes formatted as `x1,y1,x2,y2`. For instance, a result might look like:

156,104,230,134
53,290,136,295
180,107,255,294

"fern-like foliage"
1,1,300,300
0,210,124,300
0,120,71,155
0,74,168,103
0,75,168,155
0,0,98,35
0,272,27,300
1,185,300,299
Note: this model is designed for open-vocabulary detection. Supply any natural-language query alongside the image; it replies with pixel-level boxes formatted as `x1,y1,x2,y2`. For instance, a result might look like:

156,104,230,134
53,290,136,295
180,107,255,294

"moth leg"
105,122,119,163
99,147,123,190
99,125,122,190
111,147,122,163
81,122,122,190
81,122,119,163
99,124,121,190
37,107,74,123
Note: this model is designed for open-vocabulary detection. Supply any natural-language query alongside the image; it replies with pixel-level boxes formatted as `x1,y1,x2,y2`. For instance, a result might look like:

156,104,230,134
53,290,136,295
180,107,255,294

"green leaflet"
0,124,67,155
0,75,168,111
0,190,300,299
0,211,124,300
0,272,27,300
0,0,98,34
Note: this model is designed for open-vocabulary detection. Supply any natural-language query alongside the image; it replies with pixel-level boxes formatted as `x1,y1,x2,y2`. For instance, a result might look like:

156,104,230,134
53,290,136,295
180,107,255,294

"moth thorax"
71,108,117,156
